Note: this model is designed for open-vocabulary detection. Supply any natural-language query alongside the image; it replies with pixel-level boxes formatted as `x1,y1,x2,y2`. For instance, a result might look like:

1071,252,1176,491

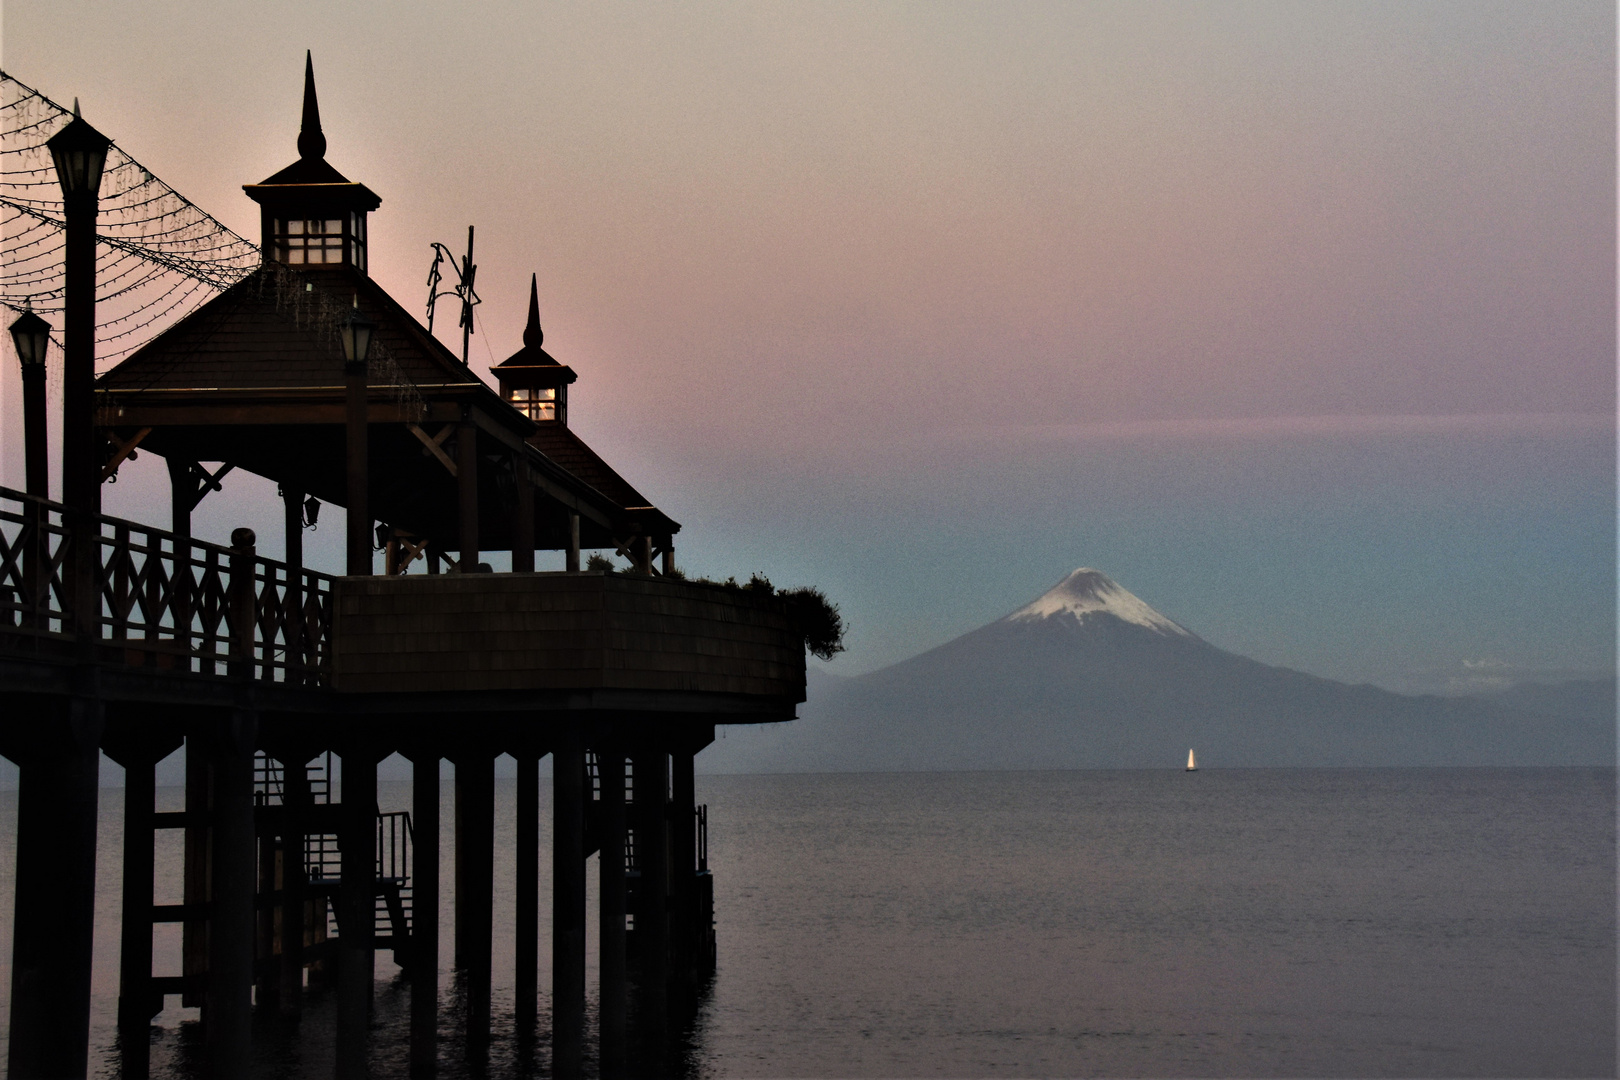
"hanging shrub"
778,585,846,661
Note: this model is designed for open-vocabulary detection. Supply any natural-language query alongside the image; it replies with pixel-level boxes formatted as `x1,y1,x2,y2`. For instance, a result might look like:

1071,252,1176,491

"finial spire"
297,50,327,161
523,273,543,349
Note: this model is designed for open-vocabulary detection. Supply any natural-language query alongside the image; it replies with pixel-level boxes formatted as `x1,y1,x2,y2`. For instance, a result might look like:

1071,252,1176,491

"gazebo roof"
97,261,678,552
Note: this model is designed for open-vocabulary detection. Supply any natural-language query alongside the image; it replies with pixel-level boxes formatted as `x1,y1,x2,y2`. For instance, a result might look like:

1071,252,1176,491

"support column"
345,358,370,576
552,746,586,1076
337,745,379,1075
454,751,494,1048
598,750,628,1076
409,751,440,1074
512,462,535,573
670,744,697,988
279,755,310,1016
59,119,102,521
6,699,102,1080
115,750,158,1075
181,735,208,1009
515,751,539,1034
255,772,279,1014
457,420,479,571
566,512,580,572
205,708,258,1077
631,745,668,1056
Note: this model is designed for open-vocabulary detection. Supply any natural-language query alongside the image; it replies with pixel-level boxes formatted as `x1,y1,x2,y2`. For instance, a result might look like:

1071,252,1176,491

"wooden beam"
100,426,152,483
406,422,458,478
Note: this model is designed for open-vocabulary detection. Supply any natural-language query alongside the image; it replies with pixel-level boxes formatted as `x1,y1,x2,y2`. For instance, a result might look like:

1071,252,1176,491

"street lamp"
339,302,374,368
45,101,111,198
46,101,111,520
9,307,52,499
9,308,50,367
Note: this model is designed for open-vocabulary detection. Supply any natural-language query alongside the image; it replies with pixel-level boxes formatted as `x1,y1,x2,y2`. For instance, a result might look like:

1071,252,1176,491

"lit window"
508,387,555,421
274,218,348,265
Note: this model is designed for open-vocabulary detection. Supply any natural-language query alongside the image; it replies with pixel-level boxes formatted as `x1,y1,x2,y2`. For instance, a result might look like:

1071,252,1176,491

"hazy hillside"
700,570,1615,772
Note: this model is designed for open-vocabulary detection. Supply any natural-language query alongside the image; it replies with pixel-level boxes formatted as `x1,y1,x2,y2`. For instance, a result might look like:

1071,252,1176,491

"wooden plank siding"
331,572,806,700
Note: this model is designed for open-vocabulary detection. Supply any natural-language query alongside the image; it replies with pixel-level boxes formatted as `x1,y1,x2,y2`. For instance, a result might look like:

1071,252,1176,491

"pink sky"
1,2,1612,683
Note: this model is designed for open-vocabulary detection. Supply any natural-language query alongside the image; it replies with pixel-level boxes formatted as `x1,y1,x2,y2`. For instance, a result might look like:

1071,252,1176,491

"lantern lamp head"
8,308,52,369
339,301,375,366
302,495,321,530
46,101,112,199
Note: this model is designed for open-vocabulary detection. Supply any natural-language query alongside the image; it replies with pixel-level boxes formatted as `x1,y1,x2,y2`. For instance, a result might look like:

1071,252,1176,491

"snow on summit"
1005,569,1193,637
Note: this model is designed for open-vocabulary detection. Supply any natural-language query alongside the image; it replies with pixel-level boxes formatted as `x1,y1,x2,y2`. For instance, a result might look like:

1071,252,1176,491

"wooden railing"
0,485,334,685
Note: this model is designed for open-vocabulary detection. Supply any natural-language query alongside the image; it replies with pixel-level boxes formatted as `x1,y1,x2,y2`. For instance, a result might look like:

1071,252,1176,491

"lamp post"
9,308,52,499
46,104,110,519
341,301,375,575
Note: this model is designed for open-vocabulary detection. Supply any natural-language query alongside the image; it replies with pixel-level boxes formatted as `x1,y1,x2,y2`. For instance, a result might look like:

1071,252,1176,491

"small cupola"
243,52,380,273
492,275,577,425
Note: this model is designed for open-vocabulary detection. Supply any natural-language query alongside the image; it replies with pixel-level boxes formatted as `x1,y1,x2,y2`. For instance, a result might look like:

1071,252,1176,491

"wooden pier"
0,58,805,1079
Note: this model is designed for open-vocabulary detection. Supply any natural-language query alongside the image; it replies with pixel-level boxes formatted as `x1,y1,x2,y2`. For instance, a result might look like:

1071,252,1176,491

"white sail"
1186,748,1196,771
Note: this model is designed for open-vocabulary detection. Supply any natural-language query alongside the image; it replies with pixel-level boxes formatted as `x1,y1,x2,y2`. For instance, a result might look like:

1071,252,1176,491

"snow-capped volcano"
1005,568,1193,637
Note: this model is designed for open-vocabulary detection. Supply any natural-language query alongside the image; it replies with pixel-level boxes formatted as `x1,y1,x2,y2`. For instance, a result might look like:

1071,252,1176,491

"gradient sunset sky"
3,2,1613,691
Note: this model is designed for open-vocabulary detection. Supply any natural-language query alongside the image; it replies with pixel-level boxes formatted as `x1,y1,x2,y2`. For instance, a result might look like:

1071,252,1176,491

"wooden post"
409,750,440,1072
552,746,586,1076
283,487,305,683
454,751,494,1047
661,543,675,578
513,460,535,573
167,459,194,671
515,751,539,1033
21,354,47,499
345,358,370,576
5,703,102,1080
598,750,628,1075
566,512,580,572
631,746,668,1055
336,745,379,1073
457,420,479,571
229,529,257,681
205,708,257,1076
279,756,310,1016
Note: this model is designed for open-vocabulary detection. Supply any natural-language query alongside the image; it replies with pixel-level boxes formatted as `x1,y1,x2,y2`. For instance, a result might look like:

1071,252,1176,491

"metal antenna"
424,225,480,364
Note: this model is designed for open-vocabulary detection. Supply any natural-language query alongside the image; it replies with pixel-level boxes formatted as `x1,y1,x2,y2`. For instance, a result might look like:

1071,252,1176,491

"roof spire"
297,50,327,161
72,98,81,118
523,273,543,349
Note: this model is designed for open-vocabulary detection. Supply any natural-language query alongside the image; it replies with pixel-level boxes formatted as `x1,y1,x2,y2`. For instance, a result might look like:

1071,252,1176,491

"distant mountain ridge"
701,569,1615,772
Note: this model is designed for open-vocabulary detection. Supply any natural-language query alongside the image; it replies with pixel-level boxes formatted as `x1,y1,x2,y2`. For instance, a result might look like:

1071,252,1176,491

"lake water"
0,767,1611,1077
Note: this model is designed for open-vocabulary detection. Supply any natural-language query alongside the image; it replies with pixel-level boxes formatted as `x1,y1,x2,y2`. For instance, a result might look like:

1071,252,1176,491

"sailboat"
1186,748,1197,772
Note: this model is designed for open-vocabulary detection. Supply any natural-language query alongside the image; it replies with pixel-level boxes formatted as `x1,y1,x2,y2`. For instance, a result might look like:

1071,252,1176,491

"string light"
0,69,260,365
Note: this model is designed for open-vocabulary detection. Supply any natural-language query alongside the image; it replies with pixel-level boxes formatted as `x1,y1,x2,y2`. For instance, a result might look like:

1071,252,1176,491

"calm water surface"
0,767,1610,1078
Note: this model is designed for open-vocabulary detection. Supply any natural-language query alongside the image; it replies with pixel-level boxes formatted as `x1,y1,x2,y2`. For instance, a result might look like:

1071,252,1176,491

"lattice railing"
0,484,334,685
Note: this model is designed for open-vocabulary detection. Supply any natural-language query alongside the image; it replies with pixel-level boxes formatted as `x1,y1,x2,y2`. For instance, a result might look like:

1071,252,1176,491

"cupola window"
272,212,366,270
508,386,555,422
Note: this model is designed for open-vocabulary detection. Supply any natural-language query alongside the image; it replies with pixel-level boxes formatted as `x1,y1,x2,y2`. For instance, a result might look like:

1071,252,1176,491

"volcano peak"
1005,568,1193,637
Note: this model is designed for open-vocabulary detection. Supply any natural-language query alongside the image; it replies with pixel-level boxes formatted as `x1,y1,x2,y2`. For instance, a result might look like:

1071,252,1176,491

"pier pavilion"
0,58,804,1078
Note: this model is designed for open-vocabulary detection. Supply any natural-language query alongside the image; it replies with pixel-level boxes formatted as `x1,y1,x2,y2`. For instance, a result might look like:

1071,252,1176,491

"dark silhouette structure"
0,56,802,1079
